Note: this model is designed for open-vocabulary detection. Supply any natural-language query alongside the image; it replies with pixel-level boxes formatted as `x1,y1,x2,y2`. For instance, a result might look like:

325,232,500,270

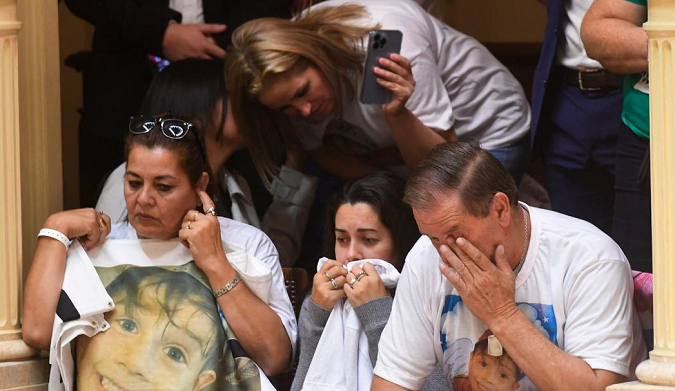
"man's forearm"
490,311,624,391
581,0,648,74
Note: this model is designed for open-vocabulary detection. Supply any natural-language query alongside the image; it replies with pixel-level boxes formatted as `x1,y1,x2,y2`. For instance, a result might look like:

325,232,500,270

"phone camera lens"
374,33,382,42
373,42,380,49
380,37,387,46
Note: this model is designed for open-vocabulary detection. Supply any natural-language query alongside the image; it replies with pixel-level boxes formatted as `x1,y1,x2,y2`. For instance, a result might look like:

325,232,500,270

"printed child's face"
468,349,520,391
77,284,218,391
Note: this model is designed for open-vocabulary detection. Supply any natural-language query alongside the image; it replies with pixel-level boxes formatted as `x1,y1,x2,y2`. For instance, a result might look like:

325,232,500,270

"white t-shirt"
374,204,647,390
295,0,530,153
109,217,298,358
557,0,604,70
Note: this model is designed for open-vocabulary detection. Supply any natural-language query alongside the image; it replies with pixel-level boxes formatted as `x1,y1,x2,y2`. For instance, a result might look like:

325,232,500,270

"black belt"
563,67,623,91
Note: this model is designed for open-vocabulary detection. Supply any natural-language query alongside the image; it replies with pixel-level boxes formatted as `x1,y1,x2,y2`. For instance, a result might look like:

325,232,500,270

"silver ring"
330,278,339,290
186,221,192,230
205,206,217,216
356,272,367,282
324,270,332,281
348,278,357,288
193,211,200,221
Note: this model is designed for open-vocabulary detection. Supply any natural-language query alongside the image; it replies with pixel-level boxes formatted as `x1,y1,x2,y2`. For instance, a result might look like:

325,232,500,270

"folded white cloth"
302,257,400,391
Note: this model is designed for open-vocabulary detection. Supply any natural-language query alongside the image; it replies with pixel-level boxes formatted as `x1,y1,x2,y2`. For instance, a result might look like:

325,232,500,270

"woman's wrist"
383,105,412,123
42,215,71,239
201,254,236,287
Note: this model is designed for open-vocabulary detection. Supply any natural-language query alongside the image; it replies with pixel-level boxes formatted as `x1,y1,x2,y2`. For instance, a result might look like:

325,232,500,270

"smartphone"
360,30,403,105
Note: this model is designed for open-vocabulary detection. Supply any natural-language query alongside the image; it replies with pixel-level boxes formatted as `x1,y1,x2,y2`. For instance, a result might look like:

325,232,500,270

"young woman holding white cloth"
292,172,449,391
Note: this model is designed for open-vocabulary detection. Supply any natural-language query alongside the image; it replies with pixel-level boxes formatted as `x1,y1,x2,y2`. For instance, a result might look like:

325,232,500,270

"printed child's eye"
479,360,487,368
500,373,509,380
117,319,138,333
164,346,187,364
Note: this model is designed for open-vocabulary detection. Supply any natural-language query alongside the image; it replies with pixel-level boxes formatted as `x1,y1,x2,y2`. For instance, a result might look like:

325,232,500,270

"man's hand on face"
438,237,520,329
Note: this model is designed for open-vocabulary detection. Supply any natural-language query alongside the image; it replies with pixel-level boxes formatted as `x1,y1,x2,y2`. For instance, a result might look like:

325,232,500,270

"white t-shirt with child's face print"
374,204,646,391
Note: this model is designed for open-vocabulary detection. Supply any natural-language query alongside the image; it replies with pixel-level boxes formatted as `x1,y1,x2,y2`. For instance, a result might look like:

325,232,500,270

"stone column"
608,0,675,390
0,2,30,352
0,0,60,389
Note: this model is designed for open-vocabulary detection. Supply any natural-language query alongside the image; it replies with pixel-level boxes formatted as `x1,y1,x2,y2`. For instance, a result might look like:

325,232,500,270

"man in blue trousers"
531,0,624,235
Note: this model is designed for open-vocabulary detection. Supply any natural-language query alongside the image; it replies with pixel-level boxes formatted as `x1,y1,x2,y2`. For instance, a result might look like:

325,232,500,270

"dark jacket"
64,0,292,139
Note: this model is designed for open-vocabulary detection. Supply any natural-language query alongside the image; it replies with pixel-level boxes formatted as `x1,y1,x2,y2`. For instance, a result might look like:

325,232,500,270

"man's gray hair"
403,141,518,217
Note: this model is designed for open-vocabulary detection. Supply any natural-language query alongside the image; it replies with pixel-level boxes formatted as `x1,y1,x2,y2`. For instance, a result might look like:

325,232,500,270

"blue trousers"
612,123,652,272
542,81,623,235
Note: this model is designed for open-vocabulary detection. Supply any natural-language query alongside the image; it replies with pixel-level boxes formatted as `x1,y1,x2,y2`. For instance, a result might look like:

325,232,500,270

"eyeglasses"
128,113,208,164
128,114,194,139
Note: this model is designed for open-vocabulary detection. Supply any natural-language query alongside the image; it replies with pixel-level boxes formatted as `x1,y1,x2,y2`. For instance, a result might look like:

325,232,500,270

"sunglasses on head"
128,113,194,139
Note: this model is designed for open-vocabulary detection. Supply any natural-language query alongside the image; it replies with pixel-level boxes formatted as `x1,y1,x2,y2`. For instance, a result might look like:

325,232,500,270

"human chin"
131,217,177,240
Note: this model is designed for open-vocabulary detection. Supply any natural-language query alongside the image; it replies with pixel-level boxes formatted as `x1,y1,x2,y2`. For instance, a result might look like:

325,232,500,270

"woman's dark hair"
323,172,420,269
126,59,228,192
141,59,228,142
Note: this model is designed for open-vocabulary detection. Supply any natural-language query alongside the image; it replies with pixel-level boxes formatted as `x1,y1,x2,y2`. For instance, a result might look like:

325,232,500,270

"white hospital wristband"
38,228,72,250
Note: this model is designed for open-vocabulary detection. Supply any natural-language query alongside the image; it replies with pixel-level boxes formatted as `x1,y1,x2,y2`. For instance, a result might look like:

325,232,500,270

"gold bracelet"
214,273,241,298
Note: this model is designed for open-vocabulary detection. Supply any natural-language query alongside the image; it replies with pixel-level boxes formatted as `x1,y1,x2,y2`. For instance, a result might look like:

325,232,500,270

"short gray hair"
403,142,518,217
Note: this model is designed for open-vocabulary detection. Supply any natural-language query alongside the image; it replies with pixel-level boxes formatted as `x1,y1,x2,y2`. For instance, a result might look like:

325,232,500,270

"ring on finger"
356,272,367,282
205,206,217,217
96,211,107,229
186,221,192,230
324,270,332,281
330,278,339,290
193,211,200,221
348,278,357,288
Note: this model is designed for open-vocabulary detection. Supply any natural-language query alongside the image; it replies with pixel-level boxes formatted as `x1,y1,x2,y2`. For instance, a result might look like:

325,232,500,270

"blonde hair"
225,4,377,185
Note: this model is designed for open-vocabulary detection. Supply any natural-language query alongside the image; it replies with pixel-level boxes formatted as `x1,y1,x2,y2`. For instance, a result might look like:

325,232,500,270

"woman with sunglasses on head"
22,114,296,385
96,59,317,267
225,0,530,184
291,172,449,391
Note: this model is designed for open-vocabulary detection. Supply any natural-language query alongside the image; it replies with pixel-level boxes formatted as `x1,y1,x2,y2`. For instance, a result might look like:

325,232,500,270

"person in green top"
581,0,651,272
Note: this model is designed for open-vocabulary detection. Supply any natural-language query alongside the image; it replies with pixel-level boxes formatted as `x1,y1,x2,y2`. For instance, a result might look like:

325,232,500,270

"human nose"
293,100,312,117
117,338,153,379
346,243,363,263
137,185,155,206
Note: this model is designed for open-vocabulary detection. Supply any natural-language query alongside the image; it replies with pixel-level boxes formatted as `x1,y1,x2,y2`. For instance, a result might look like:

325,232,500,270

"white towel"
302,257,400,391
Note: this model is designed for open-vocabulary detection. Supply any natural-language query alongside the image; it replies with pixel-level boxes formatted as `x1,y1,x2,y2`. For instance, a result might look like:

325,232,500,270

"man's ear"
192,370,216,391
196,172,209,193
491,192,512,228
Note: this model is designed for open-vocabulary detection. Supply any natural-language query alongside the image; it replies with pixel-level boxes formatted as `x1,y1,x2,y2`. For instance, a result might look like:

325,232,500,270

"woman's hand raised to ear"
375,53,415,117
179,191,230,275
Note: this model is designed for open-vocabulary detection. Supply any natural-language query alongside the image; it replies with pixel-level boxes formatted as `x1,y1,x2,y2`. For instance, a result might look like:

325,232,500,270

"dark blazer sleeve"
63,0,181,56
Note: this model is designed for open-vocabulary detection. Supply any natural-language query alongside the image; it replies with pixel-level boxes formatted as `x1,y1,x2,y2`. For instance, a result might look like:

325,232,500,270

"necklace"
513,205,529,277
